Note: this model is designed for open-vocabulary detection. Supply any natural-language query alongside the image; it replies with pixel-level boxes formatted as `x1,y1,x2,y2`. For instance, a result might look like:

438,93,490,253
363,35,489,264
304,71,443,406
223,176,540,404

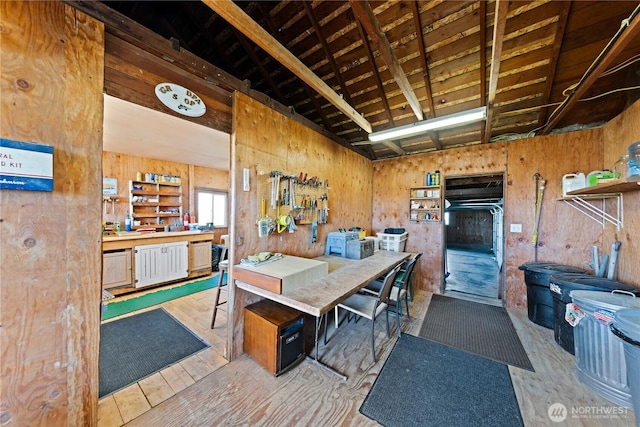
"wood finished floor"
98,283,637,427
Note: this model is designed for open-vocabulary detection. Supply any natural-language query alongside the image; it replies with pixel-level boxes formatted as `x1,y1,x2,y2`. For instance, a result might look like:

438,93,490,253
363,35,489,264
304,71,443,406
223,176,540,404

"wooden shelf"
132,180,181,187
565,179,640,196
130,180,182,229
410,186,441,222
559,178,639,230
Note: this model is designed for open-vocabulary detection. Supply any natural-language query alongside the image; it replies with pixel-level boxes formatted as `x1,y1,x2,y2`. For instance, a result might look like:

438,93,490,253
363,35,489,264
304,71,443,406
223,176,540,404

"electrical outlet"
510,223,522,233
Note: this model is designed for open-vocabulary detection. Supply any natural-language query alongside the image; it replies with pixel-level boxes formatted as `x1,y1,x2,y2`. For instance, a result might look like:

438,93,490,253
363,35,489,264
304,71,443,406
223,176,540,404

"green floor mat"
101,273,226,321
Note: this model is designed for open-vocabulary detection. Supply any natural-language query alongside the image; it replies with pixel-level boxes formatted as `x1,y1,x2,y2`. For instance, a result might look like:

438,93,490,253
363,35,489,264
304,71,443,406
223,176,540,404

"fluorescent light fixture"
368,106,487,142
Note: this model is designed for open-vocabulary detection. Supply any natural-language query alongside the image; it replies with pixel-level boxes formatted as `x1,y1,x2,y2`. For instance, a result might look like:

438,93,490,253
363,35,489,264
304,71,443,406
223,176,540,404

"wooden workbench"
234,251,410,318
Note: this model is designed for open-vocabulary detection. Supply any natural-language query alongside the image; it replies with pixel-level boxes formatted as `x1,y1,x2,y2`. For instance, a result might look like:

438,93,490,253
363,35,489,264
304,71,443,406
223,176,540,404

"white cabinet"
189,241,212,277
103,249,132,289
135,241,188,288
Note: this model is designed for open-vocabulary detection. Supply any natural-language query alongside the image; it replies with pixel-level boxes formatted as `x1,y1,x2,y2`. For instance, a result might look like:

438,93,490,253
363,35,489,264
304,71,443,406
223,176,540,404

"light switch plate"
510,223,522,233
243,168,250,191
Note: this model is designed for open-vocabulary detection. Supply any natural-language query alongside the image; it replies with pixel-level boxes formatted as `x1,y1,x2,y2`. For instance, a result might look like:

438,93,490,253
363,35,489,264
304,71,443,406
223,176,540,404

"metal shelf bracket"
562,193,623,231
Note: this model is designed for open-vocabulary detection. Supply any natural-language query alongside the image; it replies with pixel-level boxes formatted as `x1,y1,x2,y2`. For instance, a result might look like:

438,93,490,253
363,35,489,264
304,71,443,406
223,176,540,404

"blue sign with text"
0,138,54,191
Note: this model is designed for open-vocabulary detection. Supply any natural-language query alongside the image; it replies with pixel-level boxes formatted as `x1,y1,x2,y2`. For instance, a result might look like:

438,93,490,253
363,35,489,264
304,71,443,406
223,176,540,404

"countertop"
103,230,214,242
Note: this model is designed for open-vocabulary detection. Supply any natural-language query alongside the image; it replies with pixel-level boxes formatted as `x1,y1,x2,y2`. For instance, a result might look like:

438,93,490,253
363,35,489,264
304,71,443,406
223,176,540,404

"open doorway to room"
443,174,505,304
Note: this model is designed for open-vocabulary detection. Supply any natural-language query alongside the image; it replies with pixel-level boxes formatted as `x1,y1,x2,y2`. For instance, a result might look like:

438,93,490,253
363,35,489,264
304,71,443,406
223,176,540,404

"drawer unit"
244,299,305,376
233,255,328,294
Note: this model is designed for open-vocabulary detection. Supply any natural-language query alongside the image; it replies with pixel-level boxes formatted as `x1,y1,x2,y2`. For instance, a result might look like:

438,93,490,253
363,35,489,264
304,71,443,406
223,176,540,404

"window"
195,188,228,228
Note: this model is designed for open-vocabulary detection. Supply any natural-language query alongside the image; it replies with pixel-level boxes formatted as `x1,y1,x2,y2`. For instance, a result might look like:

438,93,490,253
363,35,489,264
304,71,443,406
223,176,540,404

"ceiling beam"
541,4,640,134
410,0,442,150
349,0,424,121
537,1,572,130
355,18,404,157
255,3,337,134
203,0,372,133
231,27,288,105
382,141,407,156
303,2,353,106
479,0,487,143
483,0,509,143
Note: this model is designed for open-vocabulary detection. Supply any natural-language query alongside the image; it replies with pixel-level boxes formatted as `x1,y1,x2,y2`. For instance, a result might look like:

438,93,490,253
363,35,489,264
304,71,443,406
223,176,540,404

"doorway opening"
443,174,505,305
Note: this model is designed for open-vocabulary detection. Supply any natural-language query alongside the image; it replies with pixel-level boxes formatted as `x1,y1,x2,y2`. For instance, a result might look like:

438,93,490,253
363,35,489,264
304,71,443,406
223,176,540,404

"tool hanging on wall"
531,173,546,259
103,195,118,216
257,199,273,237
269,170,282,210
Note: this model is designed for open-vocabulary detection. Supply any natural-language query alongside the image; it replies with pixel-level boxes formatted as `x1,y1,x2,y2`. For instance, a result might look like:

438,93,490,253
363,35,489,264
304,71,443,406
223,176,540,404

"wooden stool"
211,260,229,328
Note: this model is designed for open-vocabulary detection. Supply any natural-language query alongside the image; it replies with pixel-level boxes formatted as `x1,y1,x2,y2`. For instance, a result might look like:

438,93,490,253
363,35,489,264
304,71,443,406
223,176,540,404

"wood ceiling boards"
92,1,640,160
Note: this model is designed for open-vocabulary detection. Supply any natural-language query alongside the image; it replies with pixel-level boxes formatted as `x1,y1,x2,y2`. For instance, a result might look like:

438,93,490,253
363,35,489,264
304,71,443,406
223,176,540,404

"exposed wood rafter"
255,3,336,133
483,0,509,143
303,2,353,106
410,0,442,150
355,19,405,156
537,1,572,130
541,4,640,134
203,0,373,133
349,0,424,121
479,0,487,142
231,28,288,105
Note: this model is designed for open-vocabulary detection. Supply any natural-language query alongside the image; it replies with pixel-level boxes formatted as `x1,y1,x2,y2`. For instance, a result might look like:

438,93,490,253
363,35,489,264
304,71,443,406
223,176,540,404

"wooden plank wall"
0,3,104,425
504,129,605,308
372,143,507,299
228,92,373,358
371,127,637,309
602,99,640,286
102,152,230,242
104,32,233,135
447,210,494,246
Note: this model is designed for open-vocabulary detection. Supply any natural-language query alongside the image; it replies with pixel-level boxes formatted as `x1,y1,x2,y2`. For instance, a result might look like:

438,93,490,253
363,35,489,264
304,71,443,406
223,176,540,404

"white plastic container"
562,173,586,196
570,290,640,408
376,232,408,252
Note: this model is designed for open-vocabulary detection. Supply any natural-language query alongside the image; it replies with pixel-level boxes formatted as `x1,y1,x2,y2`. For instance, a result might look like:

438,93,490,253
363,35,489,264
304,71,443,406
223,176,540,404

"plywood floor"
98,283,637,427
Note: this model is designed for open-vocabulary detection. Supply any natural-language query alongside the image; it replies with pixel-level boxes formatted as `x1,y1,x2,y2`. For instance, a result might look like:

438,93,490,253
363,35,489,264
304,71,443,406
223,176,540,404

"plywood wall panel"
102,152,229,242
0,3,103,424
603,99,640,287
442,143,507,176
504,129,604,308
102,152,190,226
373,153,445,293
372,129,637,310
229,92,373,358
104,33,233,134
231,93,372,262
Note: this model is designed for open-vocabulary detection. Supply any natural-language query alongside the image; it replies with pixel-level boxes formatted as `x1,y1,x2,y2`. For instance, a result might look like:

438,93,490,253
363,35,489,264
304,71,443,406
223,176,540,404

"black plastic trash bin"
518,262,588,329
549,273,639,355
211,244,224,271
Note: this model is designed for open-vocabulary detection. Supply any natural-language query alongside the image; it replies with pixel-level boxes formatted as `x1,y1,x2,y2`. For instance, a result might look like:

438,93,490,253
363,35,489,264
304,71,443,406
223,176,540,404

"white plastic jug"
562,173,586,196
